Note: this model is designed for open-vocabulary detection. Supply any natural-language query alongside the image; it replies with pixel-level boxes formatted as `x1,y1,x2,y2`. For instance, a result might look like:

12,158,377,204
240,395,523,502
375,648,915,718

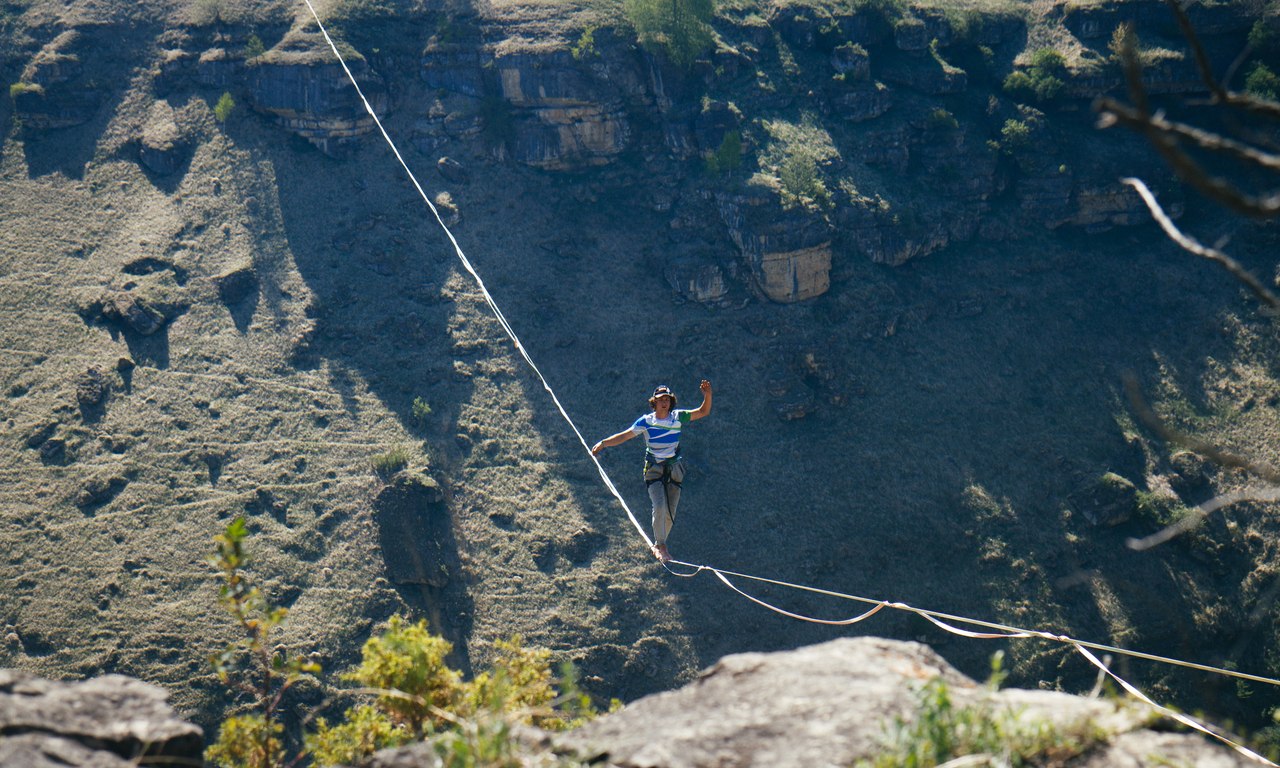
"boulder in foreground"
549,637,1252,768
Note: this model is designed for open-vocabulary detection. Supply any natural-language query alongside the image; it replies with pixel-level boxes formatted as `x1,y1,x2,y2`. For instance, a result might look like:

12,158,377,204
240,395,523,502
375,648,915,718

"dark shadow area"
21,120,105,180
227,295,258,334
18,23,154,179
260,97,482,667
121,327,172,370
372,470,474,675
135,143,195,195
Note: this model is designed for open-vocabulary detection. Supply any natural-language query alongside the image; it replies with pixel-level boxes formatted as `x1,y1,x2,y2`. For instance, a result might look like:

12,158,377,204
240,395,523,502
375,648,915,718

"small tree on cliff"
625,0,715,69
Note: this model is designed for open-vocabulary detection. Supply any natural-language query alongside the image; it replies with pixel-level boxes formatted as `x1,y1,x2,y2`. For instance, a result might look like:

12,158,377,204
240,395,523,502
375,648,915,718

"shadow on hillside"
19,25,151,180
264,128,484,669
372,470,475,675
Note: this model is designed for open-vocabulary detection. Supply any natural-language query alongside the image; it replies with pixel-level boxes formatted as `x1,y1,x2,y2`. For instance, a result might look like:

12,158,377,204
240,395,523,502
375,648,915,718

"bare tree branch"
1165,0,1280,119
1098,102,1280,174
1122,177,1280,310
1094,15,1280,218
1123,374,1280,485
1127,487,1280,551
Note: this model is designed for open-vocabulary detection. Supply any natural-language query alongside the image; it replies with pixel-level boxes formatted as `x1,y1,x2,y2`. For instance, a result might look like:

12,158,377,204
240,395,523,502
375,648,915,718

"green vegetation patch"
372,444,413,477
1004,47,1066,103
206,519,607,768
861,656,1109,767
624,0,715,68
8,80,43,99
1247,62,1280,100
757,113,839,210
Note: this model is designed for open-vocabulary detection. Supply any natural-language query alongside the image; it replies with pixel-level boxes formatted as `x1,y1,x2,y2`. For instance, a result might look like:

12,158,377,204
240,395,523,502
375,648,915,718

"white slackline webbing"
296,4,1279,763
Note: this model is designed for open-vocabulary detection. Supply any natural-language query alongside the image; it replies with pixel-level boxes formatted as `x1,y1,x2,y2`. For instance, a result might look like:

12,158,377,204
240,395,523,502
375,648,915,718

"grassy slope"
2,0,1280,738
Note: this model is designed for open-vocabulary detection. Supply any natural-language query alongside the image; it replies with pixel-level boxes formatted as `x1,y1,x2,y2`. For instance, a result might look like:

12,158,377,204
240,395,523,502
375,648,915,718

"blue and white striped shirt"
630,410,692,460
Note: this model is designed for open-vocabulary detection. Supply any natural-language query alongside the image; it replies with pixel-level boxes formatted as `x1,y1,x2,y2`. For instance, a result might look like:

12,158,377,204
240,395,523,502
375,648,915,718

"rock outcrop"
717,186,832,303
550,637,1256,767
494,50,631,170
0,670,203,767
12,30,102,129
138,100,189,175
247,29,387,156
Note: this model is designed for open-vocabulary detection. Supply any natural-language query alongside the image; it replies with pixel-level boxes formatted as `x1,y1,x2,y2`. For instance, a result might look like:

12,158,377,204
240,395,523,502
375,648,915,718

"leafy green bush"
761,115,838,210
999,118,1031,151
1134,490,1193,527
861,656,1106,767
624,0,715,68
411,397,432,427
926,107,958,130
705,130,743,175
1004,47,1066,102
207,714,283,768
205,517,320,768
1246,62,1280,101
1249,16,1280,55
345,615,462,736
214,91,235,123
571,25,598,60
243,34,265,59
778,150,829,209
308,705,411,766
313,621,609,765
372,445,411,477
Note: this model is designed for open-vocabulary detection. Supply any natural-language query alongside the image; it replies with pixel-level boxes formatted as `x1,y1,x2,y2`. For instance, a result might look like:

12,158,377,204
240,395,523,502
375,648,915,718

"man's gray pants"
644,459,685,546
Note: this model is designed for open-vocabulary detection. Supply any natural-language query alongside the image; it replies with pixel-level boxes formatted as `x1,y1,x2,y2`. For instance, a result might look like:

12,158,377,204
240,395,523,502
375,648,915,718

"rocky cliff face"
9,0,1248,304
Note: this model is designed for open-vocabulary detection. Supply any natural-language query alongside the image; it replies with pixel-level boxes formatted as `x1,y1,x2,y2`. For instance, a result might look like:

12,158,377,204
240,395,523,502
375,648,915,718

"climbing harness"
296,4,1280,763
643,452,683,489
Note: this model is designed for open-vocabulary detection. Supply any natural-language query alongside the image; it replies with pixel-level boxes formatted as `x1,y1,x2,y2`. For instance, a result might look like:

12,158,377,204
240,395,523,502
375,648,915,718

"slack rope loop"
298,4,1278,763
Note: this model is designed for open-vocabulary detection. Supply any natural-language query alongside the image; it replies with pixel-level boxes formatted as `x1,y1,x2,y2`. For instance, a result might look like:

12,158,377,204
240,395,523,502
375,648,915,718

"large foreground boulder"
549,637,1255,767
0,670,203,767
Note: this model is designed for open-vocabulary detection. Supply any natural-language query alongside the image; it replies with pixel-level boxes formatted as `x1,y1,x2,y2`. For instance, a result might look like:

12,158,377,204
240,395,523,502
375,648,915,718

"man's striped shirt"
630,410,692,460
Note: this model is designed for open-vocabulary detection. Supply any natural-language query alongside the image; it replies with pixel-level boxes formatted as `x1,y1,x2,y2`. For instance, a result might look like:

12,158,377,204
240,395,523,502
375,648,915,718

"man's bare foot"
652,543,671,563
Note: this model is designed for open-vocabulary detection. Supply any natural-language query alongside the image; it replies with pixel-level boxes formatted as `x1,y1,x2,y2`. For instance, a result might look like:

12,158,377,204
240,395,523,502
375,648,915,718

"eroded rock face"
718,188,832,303
248,30,387,156
12,30,102,129
138,100,188,175
495,50,631,170
550,637,1255,768
374,469,450,587
0,670,203,767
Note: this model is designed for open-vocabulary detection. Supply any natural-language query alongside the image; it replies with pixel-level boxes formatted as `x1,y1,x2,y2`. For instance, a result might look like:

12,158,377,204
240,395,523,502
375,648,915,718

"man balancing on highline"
592,380,713,563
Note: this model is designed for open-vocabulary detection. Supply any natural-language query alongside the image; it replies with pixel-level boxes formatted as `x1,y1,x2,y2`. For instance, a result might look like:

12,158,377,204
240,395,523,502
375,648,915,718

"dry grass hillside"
2,0,1280,742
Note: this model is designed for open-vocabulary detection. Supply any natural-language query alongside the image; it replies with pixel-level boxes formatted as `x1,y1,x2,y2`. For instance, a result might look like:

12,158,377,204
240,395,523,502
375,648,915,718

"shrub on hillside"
9,81,44,100
207,522,608,768
624,0,715,68
860,654,1107,767
372,445,412,477
1004,47,1066,103
1246,62,1280,100
705,130,743,175
214,92,235,123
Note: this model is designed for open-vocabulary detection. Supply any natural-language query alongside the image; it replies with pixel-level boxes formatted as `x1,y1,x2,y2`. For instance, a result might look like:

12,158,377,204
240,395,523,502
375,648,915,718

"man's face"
655,395,673,411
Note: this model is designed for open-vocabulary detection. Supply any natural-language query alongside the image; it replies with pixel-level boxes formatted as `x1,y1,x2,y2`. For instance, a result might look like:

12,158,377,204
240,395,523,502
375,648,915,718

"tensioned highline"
294,2,1278,763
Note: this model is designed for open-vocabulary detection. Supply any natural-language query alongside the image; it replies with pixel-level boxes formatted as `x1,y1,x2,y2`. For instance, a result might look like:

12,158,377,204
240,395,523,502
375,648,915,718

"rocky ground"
1,0,1279,744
